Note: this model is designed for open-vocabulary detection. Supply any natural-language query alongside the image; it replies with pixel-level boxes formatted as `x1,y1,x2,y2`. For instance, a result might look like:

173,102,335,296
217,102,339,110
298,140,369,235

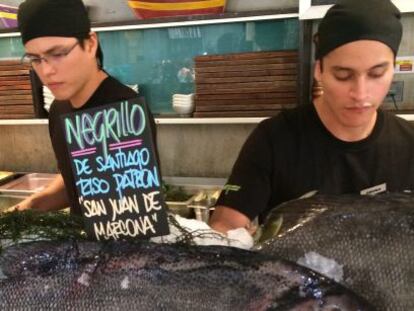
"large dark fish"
0,240,374,310
257,192,414,311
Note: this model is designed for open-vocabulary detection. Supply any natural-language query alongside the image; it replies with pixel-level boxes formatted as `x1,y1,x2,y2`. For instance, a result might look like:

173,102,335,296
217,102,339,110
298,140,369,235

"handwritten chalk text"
109,195,140,221
93,216,156,240
113,167,160,198
64,101,146,158
83,199,107,218
76,177,110,197
96,148,150,173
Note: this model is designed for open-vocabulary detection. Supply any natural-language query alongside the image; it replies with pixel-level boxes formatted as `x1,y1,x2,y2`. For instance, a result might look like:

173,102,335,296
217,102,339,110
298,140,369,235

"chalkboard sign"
61,97,169,241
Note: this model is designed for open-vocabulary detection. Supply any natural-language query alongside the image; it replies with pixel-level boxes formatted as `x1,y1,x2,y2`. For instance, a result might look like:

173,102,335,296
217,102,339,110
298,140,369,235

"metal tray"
165,185,198,218
0,172,21,186
0,194,28,213
162,177,224,221
187,189,221,222
0,173,57,195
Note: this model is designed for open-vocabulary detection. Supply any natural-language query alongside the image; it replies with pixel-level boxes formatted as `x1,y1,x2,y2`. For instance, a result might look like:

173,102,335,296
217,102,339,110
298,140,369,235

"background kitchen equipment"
163,176,224,222
0,173,57,195
164,183,198,218
188,188,220,222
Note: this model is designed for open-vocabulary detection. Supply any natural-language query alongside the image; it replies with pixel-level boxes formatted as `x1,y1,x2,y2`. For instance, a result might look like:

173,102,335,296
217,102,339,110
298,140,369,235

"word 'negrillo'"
64,101,146,158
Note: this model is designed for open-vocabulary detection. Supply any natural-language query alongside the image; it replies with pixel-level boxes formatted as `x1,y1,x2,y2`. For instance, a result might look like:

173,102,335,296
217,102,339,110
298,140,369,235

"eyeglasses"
21,42,79,68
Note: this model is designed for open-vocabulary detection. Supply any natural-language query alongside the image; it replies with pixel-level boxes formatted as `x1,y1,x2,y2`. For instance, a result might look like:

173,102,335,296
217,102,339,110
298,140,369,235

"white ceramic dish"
173,100,193,105
173,93,194,99
172,102,194,114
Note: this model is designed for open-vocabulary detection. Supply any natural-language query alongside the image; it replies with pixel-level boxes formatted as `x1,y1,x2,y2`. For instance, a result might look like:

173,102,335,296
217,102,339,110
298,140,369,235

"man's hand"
209,205,252,235
5,174,69,214
5,196,34,213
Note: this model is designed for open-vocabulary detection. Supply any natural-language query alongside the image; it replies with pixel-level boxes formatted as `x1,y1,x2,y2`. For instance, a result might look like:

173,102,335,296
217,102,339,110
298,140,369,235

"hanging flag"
128,0,226,19
0,4,17,28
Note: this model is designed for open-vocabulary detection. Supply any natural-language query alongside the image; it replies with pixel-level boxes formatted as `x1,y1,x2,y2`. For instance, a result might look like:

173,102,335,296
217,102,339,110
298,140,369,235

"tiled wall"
0,123,256,178
0,16,296,178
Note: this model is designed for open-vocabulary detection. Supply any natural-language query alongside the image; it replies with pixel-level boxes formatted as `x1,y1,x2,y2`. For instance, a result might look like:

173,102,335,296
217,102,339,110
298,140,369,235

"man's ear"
86,31,98,56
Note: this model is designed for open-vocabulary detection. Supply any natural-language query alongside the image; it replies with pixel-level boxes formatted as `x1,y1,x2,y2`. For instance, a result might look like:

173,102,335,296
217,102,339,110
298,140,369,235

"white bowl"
172,101,194,115
173,93,194,100
173,100,193,105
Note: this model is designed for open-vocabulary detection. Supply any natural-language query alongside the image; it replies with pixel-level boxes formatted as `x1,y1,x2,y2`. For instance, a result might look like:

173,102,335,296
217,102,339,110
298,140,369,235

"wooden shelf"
0,119,48,125
1,114,414,125
0,117,266,125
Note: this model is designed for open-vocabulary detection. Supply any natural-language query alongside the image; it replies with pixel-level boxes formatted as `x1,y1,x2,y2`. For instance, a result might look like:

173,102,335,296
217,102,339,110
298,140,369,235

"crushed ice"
77,272,91,287
150,214,254,250
121,276,130,289
297,251,343,282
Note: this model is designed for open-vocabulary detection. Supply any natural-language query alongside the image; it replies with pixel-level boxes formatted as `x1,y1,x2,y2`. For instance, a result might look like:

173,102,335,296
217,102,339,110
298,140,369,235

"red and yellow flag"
128,0,226,19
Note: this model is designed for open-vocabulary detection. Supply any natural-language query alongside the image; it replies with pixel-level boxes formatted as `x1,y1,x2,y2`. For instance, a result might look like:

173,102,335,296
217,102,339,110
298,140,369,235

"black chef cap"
18,0,103,66
315,0,402,59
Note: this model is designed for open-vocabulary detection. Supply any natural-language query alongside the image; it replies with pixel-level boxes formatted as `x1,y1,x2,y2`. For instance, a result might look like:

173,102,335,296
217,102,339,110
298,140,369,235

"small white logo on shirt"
360,183,387,196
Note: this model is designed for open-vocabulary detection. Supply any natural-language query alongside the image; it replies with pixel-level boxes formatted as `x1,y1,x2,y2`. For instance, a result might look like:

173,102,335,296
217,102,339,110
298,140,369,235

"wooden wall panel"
194,50,298,117
0,60,35,119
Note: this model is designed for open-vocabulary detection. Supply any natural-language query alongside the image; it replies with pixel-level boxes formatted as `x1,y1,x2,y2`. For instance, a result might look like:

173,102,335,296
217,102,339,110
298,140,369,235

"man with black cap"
11,0,158,214
210,0,414,233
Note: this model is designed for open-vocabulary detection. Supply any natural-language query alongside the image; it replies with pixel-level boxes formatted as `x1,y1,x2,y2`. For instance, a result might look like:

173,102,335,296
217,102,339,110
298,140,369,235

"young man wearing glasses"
210,0,414,233
12,0,157,214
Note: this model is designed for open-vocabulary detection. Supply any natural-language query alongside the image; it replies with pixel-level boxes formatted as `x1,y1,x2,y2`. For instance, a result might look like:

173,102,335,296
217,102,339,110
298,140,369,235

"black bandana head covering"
315,0,402,59
18,0,103,65
18,0,90,44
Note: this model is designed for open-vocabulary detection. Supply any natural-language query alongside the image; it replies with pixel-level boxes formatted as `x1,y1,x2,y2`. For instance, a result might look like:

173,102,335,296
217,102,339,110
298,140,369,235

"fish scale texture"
0,240,373,310
258,193,414,311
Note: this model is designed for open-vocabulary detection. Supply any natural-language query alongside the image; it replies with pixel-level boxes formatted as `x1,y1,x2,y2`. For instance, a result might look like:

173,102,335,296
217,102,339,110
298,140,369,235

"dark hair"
75,33,103,69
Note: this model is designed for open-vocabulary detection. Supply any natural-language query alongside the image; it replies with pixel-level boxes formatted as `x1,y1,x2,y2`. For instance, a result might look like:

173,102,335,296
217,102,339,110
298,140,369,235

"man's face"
314,40,395,134
24,36,97,103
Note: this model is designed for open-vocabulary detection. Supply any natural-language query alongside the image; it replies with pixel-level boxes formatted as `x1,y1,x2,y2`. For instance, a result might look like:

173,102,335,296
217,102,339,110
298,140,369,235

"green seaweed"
163,183,193,201
0,210,226,254
0,210,86,253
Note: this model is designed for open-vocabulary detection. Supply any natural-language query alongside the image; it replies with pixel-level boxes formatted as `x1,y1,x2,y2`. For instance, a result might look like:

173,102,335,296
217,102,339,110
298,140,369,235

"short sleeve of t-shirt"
216,121,274,220
216,105,414,222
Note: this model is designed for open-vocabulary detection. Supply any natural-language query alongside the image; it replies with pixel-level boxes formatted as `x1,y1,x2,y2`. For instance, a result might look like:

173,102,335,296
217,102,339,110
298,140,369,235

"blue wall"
0,18,299,114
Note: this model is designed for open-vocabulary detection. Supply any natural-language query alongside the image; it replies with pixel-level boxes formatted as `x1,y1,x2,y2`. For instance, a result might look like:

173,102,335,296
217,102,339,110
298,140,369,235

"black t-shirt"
217,103,414,222
48,75,158,215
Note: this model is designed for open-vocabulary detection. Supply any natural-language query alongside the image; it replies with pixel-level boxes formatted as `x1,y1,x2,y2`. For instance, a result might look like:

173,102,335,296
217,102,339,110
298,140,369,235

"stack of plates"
172,93,194,116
